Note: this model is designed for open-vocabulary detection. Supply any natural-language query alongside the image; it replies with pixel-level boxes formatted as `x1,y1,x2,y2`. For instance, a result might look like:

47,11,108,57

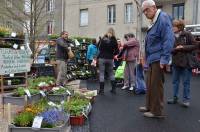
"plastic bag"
115,61,126,79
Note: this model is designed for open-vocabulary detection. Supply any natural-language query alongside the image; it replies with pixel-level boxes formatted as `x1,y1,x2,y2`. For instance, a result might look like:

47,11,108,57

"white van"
185,24,200,37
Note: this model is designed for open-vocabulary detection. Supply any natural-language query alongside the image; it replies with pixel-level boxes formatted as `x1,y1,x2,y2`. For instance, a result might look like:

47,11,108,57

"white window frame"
107,5,116,24
80,9,88,26
47,0,54,12
47,21,54,35
125,3,133,23
172,3,184,20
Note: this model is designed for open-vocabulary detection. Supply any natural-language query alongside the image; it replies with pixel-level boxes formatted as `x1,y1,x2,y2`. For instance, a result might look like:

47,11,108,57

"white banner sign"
0,48,31,75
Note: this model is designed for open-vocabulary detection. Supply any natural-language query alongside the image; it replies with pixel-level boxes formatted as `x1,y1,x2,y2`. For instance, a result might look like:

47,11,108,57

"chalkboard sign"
0,48,31,75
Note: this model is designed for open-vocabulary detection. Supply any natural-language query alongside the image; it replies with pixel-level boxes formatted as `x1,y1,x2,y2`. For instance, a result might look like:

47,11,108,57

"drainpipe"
196,0,199,24
193,0,198,24
61,0,64,31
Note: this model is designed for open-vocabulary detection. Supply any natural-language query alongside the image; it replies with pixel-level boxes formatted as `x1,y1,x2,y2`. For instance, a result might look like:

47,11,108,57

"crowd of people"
55,0,200,119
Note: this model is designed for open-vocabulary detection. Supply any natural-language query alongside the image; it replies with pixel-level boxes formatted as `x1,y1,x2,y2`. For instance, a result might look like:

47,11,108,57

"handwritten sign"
0,48,31,75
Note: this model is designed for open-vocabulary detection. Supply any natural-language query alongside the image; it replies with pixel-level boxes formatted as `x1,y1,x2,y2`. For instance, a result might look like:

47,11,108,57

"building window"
172,3,184,20
47,0,54,12
47,21,54,34
107,5,116,24
6,0,12,8
125,3,133,23
80,9,88,26
24,0,30,13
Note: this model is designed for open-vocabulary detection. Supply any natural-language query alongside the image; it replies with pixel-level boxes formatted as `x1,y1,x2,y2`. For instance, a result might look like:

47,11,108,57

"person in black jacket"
56,31,72,86
167,20,197,107
98,28,119,95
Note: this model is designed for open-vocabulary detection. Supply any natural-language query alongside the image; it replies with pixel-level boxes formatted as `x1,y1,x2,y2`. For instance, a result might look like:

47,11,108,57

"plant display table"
8,122,71,132
2,93,41,106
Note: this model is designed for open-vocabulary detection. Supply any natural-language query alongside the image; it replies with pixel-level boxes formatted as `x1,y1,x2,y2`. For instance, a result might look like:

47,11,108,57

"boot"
110,80,116,94
98,82,104,95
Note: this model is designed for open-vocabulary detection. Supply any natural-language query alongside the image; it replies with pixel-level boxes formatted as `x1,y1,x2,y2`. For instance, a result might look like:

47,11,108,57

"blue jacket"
86,44,97,61
145,11,174,65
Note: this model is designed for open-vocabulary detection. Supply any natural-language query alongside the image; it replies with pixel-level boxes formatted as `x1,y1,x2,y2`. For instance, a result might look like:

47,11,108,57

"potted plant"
47,86,72,102
64,94,91,126
2,87,41,106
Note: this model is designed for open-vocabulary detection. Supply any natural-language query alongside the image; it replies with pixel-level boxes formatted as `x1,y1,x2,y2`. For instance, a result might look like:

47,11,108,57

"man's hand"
160,64,166,69
176,45,183,49
114,55,118,60
68,47,71,50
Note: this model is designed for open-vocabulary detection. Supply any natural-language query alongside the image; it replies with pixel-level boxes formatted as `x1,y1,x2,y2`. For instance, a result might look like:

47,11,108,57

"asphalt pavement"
87,74,200,132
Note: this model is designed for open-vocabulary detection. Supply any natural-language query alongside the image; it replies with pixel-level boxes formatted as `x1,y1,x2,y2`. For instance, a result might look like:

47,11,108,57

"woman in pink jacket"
119,33,140,91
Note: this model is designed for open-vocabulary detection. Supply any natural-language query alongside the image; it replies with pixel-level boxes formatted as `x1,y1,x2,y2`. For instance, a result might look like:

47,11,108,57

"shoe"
129,86,134,91
139,106,149,112
182,102,190,107
98,89,104,95
167,96,178,104
143,112,165,118
121,86,129,90
143,112,155,118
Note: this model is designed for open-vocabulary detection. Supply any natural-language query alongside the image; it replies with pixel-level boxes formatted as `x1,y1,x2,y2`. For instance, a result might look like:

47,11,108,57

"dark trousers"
98,58,115,82
172,66,192,102
146,61,164,116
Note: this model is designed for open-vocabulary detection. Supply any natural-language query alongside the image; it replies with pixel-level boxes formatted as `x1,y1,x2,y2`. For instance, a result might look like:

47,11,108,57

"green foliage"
13,87,40,97
28,76,55,88
0,26,11,37
49,86,73,95
48,34,59,40
49,87,66,94
71,36,93,43
13,111,35,127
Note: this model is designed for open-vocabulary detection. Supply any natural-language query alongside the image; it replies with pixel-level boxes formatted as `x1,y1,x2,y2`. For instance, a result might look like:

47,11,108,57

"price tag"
82,111,88,118
9,74,14,77
48,101,56,106
7,80,12,85
11,32,16,37
24,89,31,98
20,46,25,50
32,116,43,129
13,44,18,49
66,90,71,96
39,91,46,97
